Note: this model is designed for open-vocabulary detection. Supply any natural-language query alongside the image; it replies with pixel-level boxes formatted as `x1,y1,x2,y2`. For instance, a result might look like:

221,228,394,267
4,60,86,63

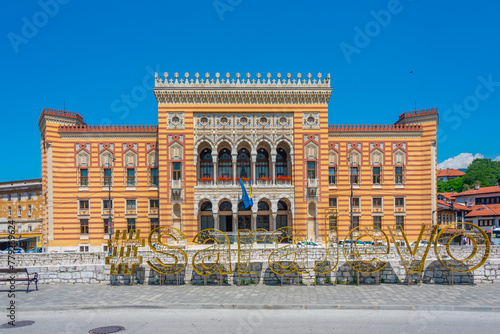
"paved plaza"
9,283,500,312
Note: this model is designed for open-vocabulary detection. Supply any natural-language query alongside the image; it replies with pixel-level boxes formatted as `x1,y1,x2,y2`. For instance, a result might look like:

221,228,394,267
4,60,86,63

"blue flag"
240,177,253,209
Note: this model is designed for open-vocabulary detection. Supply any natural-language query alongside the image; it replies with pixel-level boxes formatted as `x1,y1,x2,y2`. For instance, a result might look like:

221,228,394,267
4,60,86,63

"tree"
437,176,464,193
463,159,500,188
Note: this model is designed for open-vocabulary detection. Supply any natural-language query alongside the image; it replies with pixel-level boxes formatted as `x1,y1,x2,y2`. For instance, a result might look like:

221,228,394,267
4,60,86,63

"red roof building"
465,204,500,232
437,168,465,181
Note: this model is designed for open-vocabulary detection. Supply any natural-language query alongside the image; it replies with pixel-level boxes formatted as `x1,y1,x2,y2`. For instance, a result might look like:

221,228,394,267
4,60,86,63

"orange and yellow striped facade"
39,72,437,251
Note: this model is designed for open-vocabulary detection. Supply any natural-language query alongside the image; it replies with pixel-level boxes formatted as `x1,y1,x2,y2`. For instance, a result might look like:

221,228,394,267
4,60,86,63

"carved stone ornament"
302,112,320,129
167,112,185,130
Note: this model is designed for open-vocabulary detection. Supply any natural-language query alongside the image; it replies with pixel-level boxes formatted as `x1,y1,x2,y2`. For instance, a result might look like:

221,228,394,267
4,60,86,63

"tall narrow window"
373,216,382,230
256,148,269,178
18,193,22,201
237,148,251,178
104,168,112,186
127,168,135,186
28,205,32,216
372,167,381,184
80,219,89,234
329,167,336,184
150,199,159,208
396,216,404,229
8,206,11,217
218,149,232,178
352,197,360,209
150,218,159,231
372,197,382,208
350,166,359,184
127,218,136,232
18,206,21,216
28,192,31,200
395,167,403,184
276,148,287,177
329,197,337,208
199,148,214,178
352,216,359,229
150,167,159,185
173,162,181,180
80,169,88,186
104,219,109,234
307,161,316,179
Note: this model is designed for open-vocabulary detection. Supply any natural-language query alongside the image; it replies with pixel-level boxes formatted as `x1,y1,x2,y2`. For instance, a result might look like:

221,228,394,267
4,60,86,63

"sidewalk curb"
19,304,500,312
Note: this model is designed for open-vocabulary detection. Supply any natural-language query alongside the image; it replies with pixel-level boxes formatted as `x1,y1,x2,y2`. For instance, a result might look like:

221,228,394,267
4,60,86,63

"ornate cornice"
154,88,332,105
153,72,332,105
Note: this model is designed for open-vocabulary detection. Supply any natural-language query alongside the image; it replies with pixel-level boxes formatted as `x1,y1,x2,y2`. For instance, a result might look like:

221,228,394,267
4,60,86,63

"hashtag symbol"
105,229,145,275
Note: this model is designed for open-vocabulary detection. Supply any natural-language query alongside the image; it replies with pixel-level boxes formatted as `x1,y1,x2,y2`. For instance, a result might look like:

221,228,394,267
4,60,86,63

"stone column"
213,212,218,229
212,154,217,185
252,212,258,230
272,213,277,231
232,154,237,186
251,153,257,184
233,212,238,232
271,155,276,185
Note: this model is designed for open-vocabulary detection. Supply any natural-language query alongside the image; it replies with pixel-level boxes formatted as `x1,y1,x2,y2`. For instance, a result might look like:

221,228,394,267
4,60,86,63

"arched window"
219,201,232,211
277,200,288,211
200,201,213,230
257,200,270,230
218,148,232,178
276,148,287,177
200,148,213,178
256,148,269,178
276,200,289,229
237,148,251,178
238,201,251,230
201,201,212,211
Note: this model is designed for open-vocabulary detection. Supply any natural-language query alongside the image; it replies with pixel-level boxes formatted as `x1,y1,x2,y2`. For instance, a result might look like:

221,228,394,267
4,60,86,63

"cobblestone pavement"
7,283,500,312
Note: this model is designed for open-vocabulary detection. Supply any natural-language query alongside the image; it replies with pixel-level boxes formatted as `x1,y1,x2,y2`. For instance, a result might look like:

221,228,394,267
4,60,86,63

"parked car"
1,247,25,254
26,247,43,253
297,241,322,248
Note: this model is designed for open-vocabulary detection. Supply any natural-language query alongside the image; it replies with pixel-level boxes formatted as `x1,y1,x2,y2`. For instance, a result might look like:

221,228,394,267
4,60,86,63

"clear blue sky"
1,0,499,182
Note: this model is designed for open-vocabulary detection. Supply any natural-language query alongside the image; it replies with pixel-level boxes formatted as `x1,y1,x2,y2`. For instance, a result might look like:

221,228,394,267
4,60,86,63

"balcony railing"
275,179,292,186
197,179,214,186
255,178,273,186
308,179,318,187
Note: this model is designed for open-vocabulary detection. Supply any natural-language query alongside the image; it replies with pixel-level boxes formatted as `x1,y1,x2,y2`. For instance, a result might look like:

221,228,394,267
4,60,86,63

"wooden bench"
0,268,38,292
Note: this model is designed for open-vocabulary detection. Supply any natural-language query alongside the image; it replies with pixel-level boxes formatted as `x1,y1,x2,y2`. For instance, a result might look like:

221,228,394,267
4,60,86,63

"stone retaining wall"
1,246,499,286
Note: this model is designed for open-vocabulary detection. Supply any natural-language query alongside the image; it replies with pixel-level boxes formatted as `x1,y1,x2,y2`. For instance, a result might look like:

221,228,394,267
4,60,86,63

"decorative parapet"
155,72,330,88
398,108,438,121
58,124,158,133
38,108,85,130
153,72,332,104
396,108,439,126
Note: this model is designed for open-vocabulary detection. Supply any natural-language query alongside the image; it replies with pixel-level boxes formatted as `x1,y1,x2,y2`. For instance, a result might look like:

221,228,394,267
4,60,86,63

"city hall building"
39,72,438,252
